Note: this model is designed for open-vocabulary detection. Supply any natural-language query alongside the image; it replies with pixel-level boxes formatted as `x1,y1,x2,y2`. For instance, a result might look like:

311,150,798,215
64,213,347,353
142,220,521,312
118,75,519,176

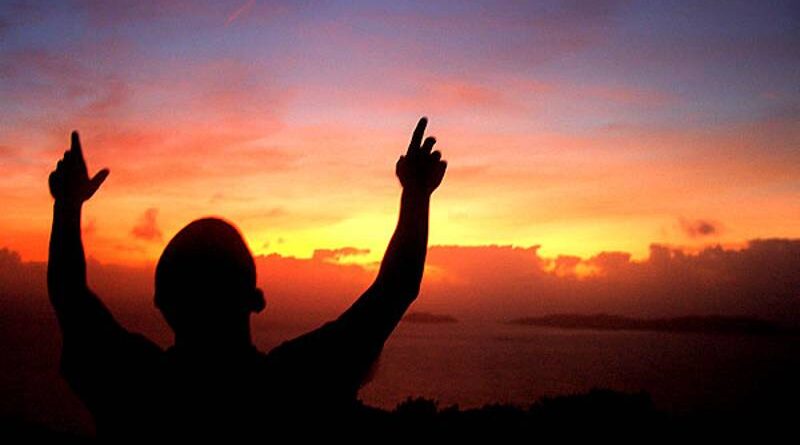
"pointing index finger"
70,131,84,160
407,117,428,155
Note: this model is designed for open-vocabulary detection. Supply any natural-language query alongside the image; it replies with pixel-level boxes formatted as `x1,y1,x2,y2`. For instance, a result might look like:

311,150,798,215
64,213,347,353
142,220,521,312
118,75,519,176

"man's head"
154,218,265,342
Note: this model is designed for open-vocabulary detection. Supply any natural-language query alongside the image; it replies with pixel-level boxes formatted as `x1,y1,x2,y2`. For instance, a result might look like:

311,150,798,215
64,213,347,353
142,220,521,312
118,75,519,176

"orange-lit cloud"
312,247,371,263
679,218,720,239
131,208,163,242
4,239,799,328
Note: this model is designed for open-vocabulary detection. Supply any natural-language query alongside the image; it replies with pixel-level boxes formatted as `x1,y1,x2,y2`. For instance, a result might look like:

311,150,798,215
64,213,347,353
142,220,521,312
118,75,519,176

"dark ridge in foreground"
403,311,458,324
507,313,795,335
3,388,791,439
0,390,658,440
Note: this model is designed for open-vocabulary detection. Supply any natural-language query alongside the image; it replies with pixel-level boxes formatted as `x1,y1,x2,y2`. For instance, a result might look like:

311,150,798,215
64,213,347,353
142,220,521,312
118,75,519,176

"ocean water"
355,321,800,414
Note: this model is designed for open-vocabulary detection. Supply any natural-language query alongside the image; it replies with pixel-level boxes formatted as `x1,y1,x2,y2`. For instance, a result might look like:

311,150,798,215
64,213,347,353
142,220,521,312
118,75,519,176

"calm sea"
353,321,800,414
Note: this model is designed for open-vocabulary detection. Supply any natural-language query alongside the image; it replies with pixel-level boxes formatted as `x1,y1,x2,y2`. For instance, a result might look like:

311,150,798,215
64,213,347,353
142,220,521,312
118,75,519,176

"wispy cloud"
225,0,256,26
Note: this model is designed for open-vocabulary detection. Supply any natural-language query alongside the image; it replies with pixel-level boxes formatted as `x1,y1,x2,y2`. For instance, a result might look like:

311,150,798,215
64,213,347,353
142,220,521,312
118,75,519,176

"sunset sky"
1,0,798,267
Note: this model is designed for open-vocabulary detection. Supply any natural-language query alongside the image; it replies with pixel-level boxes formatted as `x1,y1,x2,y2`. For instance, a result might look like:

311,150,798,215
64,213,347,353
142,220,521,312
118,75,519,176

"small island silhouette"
403,311,459,324
507,314,795,336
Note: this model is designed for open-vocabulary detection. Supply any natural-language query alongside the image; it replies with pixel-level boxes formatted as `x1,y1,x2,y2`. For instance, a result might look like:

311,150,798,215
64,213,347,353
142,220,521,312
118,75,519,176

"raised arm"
48,131,116,337
337,117,446,336
267,118,447,398
49,133,162,414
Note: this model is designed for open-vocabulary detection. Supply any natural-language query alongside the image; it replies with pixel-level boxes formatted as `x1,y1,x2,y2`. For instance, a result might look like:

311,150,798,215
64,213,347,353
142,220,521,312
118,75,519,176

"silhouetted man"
47,118,447,439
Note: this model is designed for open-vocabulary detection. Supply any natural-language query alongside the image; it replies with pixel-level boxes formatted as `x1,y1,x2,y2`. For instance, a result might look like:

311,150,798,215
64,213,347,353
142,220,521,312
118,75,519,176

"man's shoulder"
125,332,165,354
93,331,164,369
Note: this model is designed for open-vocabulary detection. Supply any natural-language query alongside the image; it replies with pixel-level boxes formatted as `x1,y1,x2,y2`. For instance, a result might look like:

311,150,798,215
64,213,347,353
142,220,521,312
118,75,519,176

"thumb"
87,168,110,197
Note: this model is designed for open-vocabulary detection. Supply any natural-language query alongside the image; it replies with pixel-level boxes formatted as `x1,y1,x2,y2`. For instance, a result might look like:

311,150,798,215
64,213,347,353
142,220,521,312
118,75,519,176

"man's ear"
250,288,266,313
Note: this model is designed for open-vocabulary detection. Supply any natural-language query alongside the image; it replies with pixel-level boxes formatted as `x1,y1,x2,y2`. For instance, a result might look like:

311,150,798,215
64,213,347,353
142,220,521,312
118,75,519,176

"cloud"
680,218,720,238
552,255,581,277
83,218,97,237
312,247,371,263
421,241,800,324
3,238,800,331
225,0,255,26
131,208,163,242
0,33,292,193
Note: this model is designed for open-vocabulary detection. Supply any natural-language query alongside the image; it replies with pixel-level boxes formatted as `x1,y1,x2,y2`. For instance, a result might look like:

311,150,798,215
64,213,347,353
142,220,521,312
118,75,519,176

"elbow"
395,282,421,302
372,275,422,302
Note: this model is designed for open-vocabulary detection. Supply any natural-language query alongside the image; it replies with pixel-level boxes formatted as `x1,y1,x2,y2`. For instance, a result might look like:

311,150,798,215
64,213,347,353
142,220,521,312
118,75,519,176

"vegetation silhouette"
2,388,662,440
6,385,796,439
47,118,446,439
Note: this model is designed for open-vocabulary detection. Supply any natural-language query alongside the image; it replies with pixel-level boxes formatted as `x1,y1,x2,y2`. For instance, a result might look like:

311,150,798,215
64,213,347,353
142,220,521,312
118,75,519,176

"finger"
421,136,436,154
49,171,60,195
88,168,110,195
70,131,84,161
407,117,428,155
431,150,442,162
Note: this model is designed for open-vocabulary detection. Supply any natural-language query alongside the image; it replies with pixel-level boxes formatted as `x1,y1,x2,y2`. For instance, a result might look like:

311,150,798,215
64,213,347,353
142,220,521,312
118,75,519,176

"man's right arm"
48,133,163,410
48,131,118,340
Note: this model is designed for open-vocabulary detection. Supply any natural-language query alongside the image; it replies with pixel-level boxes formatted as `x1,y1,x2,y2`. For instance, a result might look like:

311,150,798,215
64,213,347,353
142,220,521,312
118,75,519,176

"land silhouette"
46,118,446,438
508,314,795,336
403,311,459,324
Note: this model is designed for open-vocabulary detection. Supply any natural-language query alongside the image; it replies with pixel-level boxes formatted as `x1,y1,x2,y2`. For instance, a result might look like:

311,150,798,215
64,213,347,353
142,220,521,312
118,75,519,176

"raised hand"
49,131,110,205
396,117,447,194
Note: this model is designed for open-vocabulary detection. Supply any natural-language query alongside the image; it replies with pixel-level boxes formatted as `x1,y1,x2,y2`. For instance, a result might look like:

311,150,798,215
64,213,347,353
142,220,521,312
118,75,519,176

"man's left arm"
266,118,447,397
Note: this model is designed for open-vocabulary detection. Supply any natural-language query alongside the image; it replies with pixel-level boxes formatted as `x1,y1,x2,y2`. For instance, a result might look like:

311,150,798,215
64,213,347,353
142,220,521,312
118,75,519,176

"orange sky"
1,1,799,267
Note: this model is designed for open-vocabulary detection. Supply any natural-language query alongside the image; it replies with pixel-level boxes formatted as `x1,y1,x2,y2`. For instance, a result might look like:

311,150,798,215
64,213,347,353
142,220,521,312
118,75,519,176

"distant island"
507,314,793,336
403,311,458,324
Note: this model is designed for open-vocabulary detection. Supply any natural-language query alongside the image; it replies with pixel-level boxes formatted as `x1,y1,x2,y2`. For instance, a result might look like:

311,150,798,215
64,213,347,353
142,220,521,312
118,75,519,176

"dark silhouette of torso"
61,315,381,439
